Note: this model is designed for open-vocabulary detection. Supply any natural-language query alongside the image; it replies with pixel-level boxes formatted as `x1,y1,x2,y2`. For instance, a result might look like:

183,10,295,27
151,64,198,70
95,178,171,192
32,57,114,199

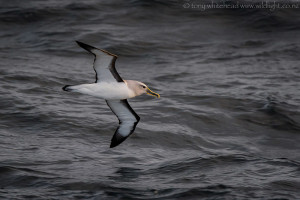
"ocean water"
0,0,300,199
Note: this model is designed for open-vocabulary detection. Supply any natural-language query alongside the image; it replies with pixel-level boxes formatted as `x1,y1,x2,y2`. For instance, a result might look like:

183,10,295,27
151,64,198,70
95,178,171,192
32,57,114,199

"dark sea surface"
1,0,300,199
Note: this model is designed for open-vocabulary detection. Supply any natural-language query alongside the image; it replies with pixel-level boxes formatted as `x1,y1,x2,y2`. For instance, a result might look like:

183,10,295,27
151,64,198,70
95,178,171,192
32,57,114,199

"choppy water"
1,0,300,199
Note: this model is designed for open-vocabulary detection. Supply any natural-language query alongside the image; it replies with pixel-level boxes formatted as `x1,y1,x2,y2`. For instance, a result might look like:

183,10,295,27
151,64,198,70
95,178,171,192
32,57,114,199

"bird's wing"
76,41,123,83
106,99,140,148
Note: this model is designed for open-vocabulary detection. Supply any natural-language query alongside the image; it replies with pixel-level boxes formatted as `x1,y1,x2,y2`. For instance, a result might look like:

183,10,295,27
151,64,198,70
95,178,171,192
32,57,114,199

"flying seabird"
63,41,160,148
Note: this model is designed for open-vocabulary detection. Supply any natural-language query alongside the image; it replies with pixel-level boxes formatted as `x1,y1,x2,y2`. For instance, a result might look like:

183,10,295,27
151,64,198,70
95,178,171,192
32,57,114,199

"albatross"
62,41,160,148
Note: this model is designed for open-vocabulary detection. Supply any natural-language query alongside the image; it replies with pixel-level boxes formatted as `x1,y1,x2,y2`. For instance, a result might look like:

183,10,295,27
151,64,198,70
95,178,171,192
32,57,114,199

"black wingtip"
62,85,71,91
110,133,128,148
110,143,117,148
76,41,96,53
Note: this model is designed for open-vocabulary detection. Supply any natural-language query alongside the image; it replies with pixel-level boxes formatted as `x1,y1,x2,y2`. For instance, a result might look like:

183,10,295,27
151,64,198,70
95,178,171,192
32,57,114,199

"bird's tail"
62,85,73,92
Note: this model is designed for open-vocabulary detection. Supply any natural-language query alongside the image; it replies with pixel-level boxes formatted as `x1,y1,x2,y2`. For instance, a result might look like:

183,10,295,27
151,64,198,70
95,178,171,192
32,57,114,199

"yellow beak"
146,87,160,98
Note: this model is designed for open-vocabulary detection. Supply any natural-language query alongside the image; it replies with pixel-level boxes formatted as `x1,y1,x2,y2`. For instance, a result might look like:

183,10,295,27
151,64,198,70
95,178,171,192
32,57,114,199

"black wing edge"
76,41,97,54
122,100,140,122
110,130,127,148
76,41,98,82
107,100,140,148
76,41,122,83
110,121,139,148
76,41,118,57
109,57,123,83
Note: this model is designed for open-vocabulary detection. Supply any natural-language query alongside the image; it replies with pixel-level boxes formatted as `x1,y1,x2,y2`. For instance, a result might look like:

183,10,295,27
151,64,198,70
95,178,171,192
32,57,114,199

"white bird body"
67,81,135,100
63,41,159,148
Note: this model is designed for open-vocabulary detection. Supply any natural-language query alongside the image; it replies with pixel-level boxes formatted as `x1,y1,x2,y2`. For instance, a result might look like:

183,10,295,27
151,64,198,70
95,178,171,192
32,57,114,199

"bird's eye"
141,85,146,89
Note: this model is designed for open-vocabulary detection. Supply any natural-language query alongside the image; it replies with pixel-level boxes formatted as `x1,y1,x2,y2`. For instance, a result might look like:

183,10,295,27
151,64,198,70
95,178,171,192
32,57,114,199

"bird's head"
126,80,160,98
